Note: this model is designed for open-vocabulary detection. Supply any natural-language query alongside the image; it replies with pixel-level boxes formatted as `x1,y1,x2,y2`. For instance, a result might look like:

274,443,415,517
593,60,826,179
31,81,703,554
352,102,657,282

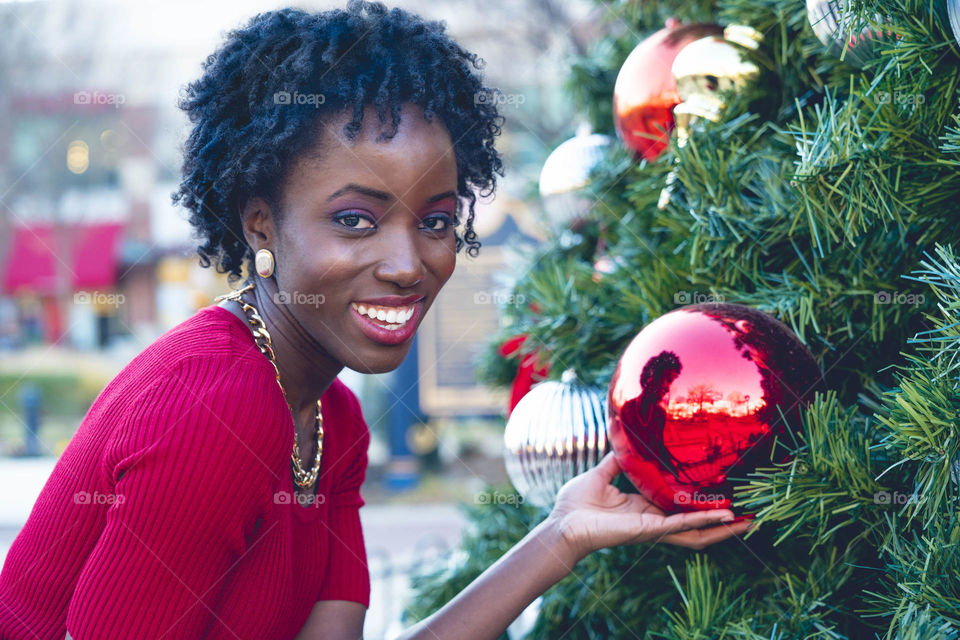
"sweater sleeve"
66,355,288,640
316,387,370,607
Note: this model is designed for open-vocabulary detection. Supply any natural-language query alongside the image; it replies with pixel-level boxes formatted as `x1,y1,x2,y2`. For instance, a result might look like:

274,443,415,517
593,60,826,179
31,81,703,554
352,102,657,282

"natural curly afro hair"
172,0,504,280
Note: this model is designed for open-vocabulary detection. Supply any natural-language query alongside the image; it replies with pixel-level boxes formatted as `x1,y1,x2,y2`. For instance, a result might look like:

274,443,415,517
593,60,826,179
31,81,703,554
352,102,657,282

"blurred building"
0,90,220,351
0,0,589,423
0,1,247,352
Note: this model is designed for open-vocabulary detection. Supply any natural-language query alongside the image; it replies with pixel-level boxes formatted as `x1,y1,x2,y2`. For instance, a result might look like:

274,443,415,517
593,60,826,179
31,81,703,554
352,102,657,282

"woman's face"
250,103,459,374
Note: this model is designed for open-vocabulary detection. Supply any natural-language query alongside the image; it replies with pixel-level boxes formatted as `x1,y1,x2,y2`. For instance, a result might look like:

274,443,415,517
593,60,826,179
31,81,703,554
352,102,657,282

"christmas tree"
406,1,960,637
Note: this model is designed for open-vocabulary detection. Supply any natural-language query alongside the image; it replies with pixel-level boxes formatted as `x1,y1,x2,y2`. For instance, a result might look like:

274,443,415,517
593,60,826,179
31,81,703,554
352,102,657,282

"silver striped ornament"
503,370,609,508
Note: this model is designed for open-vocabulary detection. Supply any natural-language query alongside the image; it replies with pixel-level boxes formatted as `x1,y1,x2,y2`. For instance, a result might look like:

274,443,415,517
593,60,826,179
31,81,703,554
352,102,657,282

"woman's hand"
547,452,753,562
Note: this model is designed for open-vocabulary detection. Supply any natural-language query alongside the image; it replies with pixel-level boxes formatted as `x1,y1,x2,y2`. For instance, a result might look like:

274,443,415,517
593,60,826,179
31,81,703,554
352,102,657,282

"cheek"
280,229,360,289
428,236,457,285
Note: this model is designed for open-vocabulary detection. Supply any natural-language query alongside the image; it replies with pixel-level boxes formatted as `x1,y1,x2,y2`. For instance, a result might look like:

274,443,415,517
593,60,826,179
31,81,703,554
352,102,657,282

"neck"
240,278,344,423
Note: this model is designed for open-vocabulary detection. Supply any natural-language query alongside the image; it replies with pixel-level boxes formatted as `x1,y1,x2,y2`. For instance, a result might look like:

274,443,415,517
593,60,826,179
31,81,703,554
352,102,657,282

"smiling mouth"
350,302,417,331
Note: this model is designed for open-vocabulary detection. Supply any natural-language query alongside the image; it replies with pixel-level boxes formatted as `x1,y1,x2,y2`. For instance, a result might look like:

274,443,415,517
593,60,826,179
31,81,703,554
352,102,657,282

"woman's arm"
394,453,751,640
396,512,578,640
295,601,366,640
298,522,572,640
296,453,749,640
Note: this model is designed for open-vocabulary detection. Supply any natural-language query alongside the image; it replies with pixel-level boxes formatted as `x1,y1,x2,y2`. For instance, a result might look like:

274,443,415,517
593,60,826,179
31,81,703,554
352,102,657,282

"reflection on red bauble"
608,303,823,514
613,22,722,161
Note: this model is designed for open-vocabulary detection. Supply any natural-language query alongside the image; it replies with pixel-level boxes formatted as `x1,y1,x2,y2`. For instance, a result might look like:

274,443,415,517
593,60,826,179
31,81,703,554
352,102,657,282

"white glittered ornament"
948,0,960,48
538,132,612,229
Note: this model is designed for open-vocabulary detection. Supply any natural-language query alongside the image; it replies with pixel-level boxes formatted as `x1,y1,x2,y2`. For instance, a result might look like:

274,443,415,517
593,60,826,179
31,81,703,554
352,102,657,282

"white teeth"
351,302,417,327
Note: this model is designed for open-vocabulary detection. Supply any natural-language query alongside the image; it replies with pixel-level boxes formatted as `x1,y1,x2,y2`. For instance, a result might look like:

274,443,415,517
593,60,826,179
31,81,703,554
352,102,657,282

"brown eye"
421,214,451,231
335,211,376,229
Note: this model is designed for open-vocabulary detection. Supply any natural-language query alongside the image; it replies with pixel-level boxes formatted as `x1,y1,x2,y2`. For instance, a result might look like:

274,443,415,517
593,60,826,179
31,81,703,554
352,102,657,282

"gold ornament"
658,25,761,210
671,25,761,142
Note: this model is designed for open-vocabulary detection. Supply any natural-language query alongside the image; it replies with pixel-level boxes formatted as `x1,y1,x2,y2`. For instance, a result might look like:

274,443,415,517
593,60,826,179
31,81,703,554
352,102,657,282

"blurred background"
0,0,607,636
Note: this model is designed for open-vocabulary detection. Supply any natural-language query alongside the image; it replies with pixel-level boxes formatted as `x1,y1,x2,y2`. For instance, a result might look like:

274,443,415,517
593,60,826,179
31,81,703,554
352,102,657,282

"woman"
0,2,749,638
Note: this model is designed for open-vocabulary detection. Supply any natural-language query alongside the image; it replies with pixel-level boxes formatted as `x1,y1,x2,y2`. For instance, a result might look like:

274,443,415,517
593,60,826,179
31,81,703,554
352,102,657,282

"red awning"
2,222,125,295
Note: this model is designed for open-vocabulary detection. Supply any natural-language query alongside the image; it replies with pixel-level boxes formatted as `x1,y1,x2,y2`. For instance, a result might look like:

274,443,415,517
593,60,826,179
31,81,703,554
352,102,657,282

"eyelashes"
333,211,375,229
333,210,453,232
420,214,453,231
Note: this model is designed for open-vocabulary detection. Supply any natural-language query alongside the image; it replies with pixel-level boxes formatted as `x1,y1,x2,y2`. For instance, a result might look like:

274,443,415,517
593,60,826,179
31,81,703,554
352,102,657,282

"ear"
239,196,278,254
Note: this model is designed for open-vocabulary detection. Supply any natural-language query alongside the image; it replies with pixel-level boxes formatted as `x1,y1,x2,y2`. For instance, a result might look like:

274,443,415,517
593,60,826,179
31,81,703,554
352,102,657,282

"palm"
548,452,752,560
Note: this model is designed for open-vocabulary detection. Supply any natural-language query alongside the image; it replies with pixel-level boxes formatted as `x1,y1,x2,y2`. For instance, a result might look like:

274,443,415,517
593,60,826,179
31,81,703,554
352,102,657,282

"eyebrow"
327,183,457,204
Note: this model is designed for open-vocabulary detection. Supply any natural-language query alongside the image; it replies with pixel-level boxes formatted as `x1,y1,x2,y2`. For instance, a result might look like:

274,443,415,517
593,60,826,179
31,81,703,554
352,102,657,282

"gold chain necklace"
214,282,323,489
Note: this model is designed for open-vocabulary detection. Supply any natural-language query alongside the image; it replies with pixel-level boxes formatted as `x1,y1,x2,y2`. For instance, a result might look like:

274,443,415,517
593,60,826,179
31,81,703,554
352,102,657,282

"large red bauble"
613,22,722,161
608,303,823,514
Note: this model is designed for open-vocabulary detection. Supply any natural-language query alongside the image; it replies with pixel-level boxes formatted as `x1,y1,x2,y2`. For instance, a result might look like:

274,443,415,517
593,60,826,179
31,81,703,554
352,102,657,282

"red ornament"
499,334,550,418
608,303,822,514
613,22,722,161
499,304,550,417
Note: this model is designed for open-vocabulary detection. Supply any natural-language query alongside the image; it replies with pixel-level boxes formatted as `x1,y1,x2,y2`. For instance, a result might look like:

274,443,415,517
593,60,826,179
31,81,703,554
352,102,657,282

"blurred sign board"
417,246,509,417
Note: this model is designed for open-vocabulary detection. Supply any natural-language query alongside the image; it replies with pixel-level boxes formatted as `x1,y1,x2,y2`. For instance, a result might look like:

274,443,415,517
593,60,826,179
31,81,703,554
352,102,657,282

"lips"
354,294,424,306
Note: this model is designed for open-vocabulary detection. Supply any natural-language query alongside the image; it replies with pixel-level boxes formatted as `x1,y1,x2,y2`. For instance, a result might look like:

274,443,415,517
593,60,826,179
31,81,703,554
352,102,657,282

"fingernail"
721,514,735,522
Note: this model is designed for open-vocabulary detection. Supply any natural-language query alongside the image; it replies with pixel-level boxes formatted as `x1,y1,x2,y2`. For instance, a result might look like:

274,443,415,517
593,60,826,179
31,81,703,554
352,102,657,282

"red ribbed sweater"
0,305,371,640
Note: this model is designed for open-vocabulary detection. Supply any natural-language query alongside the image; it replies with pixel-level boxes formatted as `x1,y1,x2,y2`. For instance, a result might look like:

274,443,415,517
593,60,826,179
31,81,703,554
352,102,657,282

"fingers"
661,519,752,549
592,451,621,484
660,509,736,534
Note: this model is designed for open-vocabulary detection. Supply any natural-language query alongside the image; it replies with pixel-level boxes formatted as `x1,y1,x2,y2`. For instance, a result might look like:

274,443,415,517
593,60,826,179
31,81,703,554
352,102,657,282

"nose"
373,229,424,288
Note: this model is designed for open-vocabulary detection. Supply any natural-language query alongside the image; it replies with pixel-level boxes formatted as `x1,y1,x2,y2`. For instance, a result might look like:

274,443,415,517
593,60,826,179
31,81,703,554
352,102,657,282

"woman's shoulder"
120,305,266,381
149,304,264,365
74,306,289,499
86,305,276,424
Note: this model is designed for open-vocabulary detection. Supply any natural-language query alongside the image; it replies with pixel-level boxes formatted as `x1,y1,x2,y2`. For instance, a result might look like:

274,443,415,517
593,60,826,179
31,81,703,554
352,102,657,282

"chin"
347,346,412,375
